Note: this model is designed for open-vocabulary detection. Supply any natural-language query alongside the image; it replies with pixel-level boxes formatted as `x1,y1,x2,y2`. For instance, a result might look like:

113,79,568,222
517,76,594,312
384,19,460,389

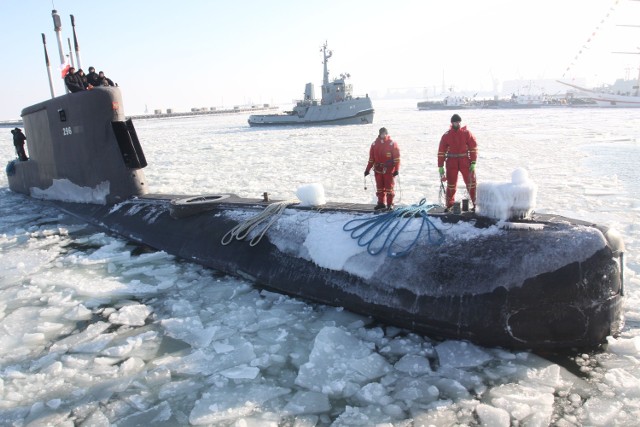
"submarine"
6,84,625,351
5,13,624,351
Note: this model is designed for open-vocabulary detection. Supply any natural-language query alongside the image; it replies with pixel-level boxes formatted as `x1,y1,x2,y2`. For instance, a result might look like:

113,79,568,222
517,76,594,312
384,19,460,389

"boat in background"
417,93,572,110
558,79,640,107
248,42,374,126
558,2,640,107
417,95,472,110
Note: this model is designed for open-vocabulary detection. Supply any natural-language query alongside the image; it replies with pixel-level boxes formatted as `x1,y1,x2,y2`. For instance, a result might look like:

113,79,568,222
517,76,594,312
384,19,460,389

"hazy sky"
1,0,638,119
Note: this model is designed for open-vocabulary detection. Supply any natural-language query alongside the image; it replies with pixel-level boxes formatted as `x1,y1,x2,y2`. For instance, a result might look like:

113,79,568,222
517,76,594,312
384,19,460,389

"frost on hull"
53,196,624,351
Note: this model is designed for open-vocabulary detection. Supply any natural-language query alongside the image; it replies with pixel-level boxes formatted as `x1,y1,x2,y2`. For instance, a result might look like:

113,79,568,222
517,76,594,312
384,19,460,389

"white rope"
221,199,298,247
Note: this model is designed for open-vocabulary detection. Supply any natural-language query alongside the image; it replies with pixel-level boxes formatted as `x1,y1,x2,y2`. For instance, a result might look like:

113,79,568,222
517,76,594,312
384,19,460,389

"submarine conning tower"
8,87,147,204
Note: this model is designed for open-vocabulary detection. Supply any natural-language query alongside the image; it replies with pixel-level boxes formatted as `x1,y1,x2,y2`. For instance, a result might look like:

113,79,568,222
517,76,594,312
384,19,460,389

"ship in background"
557,1,640,107
558,74,640,107
417,81,580,110
248,43,374,126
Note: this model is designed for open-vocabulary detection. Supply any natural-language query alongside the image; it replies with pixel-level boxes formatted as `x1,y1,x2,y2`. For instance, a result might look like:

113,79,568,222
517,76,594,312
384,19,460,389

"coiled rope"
343,198,444,257
221,200,298,247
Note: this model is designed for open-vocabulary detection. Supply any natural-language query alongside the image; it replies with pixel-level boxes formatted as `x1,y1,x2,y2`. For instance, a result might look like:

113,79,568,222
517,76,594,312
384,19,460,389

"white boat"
248,42,374,126
417,95,471,110
558,5,640,108
557,80,640,107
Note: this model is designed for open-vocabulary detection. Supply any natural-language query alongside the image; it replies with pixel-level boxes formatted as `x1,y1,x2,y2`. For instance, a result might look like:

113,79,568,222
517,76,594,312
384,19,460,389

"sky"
1,0,638,119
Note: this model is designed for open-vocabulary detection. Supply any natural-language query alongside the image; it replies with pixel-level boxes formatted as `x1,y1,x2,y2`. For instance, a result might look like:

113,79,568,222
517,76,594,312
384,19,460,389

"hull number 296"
63,127,72,136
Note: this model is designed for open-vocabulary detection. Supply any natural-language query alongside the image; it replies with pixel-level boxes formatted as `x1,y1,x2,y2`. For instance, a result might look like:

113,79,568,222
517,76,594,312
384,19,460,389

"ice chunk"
379,336,425,356
294,327,392,397
23,399,75,426
331,405,393,426
108,303,152,326
100,331,158,358
606,336,640,356
161,316,219,348
63,304,92,321
583,396,623,426
220,365,260,379
283,391,331,415
113,401,173,426
171,338,256,376
435,340,493,368
604,368,640,397
189,383,290,425
120,356,145,375
435,378,471,400
391,377,439,403
522,364,563,390
144,367,172,388
394,354,432,376
352,382,392,406
488,383,554,425
79,410,110,427
296,183,326,206
158,379,204,400
412,406,459,426
476,403,510,427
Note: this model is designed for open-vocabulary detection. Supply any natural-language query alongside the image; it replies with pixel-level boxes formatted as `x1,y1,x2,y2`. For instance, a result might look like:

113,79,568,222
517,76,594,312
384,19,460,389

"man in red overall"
365,127,400,210
437,114,478,210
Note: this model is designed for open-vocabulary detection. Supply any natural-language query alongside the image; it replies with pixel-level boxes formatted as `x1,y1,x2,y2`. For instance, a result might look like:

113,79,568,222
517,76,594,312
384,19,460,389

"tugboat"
248,42,374,126
4,12,625,351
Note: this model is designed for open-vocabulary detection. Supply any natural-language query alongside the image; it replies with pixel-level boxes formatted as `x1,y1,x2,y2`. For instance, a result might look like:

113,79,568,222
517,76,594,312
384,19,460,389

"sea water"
0,99,639,426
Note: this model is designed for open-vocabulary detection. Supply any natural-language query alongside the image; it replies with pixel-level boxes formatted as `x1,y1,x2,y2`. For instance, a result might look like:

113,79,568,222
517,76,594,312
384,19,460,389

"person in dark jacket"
11,127,28,161
86,66,99,87
76,68,93,89
76,69,92,89
96,71,115,87
64,67,85,93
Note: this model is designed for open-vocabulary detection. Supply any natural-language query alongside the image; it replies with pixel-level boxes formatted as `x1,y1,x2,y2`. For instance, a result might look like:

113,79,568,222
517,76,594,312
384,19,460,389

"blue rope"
343,199,445,257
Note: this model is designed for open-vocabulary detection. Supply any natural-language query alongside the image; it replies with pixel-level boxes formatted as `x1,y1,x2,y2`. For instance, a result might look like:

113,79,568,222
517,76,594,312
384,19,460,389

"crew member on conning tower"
437,113,478,210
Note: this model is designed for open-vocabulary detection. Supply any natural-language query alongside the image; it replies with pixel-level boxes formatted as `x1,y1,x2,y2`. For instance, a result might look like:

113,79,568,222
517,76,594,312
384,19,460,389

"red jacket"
365,136,400,174
437,125,478,167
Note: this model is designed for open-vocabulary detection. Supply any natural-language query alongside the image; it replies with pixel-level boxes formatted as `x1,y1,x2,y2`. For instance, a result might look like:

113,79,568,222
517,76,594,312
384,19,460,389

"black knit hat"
451,114,462,123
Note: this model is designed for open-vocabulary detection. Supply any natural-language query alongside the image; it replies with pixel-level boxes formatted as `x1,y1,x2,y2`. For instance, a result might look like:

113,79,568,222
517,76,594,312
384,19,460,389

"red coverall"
437,125,478,208
365,136,400,206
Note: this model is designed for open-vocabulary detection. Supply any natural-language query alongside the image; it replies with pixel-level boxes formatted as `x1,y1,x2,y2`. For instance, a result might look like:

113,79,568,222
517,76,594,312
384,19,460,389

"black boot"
374,203,386,211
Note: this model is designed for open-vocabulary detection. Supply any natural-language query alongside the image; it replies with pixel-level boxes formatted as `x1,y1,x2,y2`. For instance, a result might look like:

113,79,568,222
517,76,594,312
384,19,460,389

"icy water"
0,100,639,426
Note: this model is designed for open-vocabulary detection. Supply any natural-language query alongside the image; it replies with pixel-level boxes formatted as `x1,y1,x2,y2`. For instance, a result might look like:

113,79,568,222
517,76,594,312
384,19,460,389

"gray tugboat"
248,42,374,126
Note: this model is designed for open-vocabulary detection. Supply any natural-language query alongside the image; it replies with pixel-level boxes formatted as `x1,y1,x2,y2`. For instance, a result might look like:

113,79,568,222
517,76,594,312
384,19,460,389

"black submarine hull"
6,87,624,351
48,194,624,351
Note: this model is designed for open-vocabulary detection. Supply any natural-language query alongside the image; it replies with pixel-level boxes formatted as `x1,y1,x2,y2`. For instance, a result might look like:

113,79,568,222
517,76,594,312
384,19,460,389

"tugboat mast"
321,41,332,86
